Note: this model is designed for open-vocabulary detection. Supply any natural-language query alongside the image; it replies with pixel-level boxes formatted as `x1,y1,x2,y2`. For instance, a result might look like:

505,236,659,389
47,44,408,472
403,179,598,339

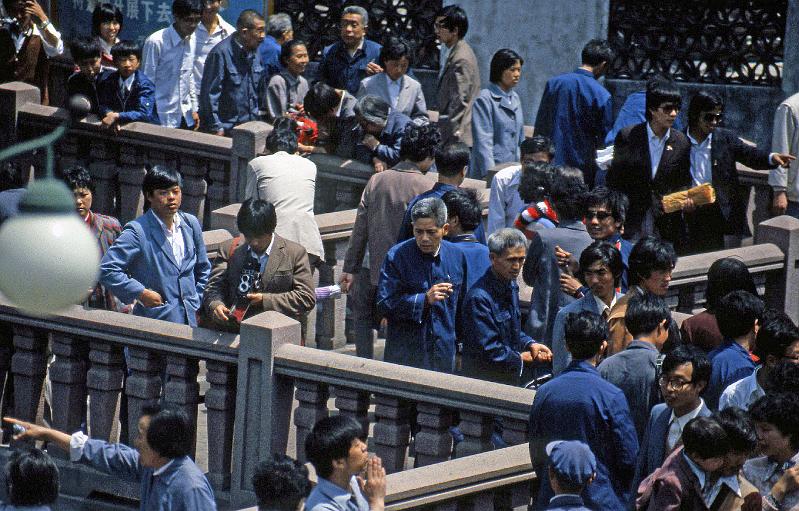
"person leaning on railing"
4,404,217,511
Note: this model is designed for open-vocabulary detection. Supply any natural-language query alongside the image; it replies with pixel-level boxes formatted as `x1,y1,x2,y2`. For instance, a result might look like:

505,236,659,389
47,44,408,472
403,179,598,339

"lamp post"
0,96,102,315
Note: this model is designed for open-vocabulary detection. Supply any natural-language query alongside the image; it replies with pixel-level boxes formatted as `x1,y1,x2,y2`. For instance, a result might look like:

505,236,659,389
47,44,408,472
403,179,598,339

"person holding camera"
202,198,315,340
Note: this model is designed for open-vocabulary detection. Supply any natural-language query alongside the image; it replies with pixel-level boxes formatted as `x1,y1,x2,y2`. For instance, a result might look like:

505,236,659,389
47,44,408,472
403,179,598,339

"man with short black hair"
529,311,639,511
441,188,489,290
199,9,266,136
252,453,311,511
598,292,671,439
304,415,386,511
318,6,382,95
203,198,315,336
0,447,59,510
338,95,411,171
5,405,216,511
534,39,614,187
705,290,764,410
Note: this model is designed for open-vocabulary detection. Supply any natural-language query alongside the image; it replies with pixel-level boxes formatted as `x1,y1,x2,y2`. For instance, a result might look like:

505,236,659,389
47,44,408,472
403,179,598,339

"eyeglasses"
585,210,613,221
658,103,681,113
658,376,693,391
701,112,723,123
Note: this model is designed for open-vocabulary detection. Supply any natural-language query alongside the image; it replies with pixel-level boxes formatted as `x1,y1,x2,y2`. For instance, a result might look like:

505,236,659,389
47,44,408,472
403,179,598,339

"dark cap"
546,440,596,486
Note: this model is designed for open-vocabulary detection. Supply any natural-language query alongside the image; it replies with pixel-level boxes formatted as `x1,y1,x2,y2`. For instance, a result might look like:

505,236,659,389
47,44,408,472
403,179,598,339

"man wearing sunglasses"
683,91,793,254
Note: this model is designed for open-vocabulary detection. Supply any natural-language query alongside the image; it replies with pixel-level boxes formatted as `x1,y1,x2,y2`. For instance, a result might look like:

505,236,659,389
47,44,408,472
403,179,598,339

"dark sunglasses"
585,210,613,221
701,112,723,123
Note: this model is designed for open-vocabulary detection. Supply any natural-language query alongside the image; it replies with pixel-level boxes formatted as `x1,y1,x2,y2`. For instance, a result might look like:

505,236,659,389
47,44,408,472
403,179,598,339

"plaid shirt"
85,211,123,311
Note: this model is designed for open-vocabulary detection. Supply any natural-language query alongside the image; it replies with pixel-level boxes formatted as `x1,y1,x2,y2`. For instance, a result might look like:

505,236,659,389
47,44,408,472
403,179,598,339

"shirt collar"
647,122,670,143
683,450,709,490
315,476,360,506
198,15,232,36
152,210,181,233
592,292,617,315
346,38,365,56
119,72,136,90
687,129,712,147
766,451,799,480
280,69,301,86
670,398,705,424
152,458,175,476
166,25,190,45
488,82,513,100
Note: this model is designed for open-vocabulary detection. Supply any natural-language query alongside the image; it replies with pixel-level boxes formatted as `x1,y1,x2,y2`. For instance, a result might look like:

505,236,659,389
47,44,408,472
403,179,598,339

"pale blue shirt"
487,164,524,234
305,476,369,511
387,77,402,110
142,26,198,127
193,15,235,92
688,130,713,186
646,123,670,178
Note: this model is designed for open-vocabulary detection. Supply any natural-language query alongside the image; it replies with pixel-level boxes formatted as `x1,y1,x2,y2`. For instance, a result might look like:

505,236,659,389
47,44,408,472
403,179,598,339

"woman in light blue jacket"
470,49,525,179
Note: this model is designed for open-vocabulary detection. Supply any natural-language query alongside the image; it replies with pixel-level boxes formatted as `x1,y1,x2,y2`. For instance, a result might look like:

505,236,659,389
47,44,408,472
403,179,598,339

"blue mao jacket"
318,38,382,94
99,210,211,327
199,34,263,134
460,267,535,385
448,234,490,291
257,35,283,79
79,438,216,511
377,238,468,373
337,110,411,167
470,83,525,179
396,182,487,245
534,68,613,187
705,339,756,410
529,360,639,511
97,69,158,125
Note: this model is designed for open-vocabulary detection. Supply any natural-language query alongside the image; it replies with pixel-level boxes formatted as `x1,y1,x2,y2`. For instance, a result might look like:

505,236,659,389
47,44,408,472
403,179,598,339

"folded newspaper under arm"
596,146,614,170
661,183,716,213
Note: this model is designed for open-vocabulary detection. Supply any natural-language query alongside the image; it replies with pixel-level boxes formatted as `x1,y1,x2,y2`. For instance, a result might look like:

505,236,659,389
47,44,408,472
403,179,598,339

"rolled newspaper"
661,183,716,214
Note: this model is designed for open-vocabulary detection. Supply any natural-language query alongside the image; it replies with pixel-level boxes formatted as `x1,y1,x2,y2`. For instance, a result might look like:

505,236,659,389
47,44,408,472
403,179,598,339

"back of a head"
142,403,194,459
549,166,587,220
400,123,441,163
717,407,757,455
435,5,468,38
715,290,764,340
111,40,142,61
70,36,102,62
749,393,799,451
267,13,293,39
584,187,628,226
305,415,365,479
252,453,311,511
580,39,613,67
754,308,799,361
442,188,481,232
682,416,729,460
517,161,554,203
766,359,799,394
645,77,681,119
624,291,671,339
6,447,59,507
172,0,202,18
662,344,711,387
628,236,677,286
355,95,389,127
265,117,299,154
304,81,340,120
142,165,182,195
59,165,95,193
237,198,277,238
704,257,757,312
520,135,555,160
564,311,608,361
434,142,470,177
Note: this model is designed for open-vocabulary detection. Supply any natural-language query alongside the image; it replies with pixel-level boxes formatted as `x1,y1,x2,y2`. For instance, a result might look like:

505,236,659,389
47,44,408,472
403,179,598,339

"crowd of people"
3,1,799,511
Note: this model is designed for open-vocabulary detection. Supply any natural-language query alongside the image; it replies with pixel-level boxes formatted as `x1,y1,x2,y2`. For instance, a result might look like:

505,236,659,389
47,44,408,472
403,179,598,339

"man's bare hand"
426,283,453,305
682,197,696,213
213,304,230,322
25,0,47,24
520,351,534,364
560,273,583,297
339,272,354,293
530,343,553,363
365,62,383,76
101,112,119,130
772,153,795,168
773,191,789,216
3,417,47,442
138,289,163,307
246,293,263,306
191,112,200,131
358,455,386,510
554,245,577,274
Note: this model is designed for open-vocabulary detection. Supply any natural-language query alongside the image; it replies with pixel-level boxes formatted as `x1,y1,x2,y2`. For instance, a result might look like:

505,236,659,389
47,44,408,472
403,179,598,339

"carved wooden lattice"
274,0,443,69
607,0,787,86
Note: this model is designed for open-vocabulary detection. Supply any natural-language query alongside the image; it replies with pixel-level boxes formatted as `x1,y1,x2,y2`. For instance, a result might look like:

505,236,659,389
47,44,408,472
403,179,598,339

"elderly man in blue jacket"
377,197,467,373
461,228,552,385
100,166,211,327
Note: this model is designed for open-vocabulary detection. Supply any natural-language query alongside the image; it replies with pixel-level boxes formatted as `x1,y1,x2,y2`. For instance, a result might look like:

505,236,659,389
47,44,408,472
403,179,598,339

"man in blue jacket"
529,310,639,511
318,5,382,95
100,166,211,327
461,228,551,385
337,95,411,172
377,197,468,373
97,41,158,130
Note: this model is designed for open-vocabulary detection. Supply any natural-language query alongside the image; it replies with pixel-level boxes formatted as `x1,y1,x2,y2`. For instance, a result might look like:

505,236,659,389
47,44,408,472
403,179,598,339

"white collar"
670,398,705,425
152,458,175,476
593,292,617,315
119,73,136,90
153,211,181,233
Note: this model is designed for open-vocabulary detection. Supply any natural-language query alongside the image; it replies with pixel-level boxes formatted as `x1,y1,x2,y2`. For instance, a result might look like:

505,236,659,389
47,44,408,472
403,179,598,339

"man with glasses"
683,91,793,254
606,77,691,252
631,345,712,502
142,0,202,129
318,6,382,95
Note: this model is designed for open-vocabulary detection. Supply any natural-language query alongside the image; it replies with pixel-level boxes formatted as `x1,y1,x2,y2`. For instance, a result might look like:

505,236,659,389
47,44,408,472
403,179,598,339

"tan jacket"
437,39,480,147
607,291,635,356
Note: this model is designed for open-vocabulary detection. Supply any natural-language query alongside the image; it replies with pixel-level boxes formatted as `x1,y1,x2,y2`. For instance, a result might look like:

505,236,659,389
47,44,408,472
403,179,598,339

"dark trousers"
349,267,378,359
684,203,725,255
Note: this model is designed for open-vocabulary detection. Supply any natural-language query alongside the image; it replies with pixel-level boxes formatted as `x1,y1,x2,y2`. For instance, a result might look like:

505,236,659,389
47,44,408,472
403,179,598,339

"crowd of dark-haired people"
3,2,799,511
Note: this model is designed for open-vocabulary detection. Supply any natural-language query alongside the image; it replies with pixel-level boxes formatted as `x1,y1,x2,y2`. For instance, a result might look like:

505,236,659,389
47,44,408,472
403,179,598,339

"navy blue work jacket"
460,268,535,385
448,234,490,291
318,38,382,94
377,238,468,373
705,339,756,410
257,35,283,78
199,34,263,134
529,360,639,511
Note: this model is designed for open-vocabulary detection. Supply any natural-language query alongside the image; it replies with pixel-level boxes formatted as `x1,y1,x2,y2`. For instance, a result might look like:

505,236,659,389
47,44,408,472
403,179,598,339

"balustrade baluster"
179,157,208,225
334,387,370,437
163,356,200,456
293,380,329,462
206,159,229,214
501,418,528,446
0,322,12,418
205,360,236,490
88,139,118,217
10,326,47,426
124,348,162,441
371,394,410,473
414,403,453,466
454,411,493,458
49,334,88,458
118,145,146,224
86,341,124,441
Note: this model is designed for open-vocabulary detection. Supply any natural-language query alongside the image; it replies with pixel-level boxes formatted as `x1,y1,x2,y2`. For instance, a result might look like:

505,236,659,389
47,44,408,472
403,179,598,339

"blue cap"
546,440,597,486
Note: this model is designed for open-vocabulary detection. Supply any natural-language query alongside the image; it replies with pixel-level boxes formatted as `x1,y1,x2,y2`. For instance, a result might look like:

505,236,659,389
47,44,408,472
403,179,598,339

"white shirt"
688,130,713,186
12,21,63,57
347,38,364,58
667,399,706,452
153,211,186,267
647,123,670,179
719,366,764,411
142,26,197,128
487,164,524,234
193,15,235,91
387,76,402,110
119,73,135,94
593,293,617,318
